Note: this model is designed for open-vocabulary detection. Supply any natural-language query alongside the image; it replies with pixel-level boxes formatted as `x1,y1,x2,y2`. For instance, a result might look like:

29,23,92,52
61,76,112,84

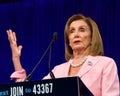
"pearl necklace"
70,56,88,67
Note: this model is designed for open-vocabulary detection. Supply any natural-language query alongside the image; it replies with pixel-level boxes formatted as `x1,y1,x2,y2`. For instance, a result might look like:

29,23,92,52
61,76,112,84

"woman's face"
68,20,91,51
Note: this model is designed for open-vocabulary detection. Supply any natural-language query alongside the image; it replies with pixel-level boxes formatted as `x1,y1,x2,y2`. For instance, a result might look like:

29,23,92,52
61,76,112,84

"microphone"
48,32,57,79
24,32,57,82
48,42,55,79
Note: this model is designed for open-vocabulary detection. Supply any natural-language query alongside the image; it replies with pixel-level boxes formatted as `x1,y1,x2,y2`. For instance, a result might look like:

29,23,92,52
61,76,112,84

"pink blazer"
11,55,120,96
44,55,120,96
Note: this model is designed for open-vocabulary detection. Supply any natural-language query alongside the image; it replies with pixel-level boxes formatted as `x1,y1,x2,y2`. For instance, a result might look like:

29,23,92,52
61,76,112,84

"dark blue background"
0,0,119,84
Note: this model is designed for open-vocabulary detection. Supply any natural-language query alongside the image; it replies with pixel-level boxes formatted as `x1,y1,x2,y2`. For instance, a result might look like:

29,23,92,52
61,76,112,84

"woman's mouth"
73,40,81,44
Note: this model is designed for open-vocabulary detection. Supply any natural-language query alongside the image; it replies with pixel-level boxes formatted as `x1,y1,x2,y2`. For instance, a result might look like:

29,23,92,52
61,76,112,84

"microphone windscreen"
53,32,58,41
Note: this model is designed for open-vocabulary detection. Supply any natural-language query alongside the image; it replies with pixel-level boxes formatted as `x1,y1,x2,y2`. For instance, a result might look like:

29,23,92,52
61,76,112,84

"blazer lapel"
78,56,98,77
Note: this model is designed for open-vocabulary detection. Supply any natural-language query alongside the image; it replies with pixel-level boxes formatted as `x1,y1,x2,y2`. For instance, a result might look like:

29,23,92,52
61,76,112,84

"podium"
0,76,93,96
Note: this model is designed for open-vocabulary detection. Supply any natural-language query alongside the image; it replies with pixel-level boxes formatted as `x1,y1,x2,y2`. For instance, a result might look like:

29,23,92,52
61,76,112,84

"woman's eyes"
79,28,86,32
70,29,75,33
69,28,86,33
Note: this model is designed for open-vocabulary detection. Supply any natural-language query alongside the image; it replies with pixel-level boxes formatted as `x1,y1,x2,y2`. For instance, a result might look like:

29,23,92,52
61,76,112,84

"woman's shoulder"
88,55,116,64
89,55,114,60
87,55,117,70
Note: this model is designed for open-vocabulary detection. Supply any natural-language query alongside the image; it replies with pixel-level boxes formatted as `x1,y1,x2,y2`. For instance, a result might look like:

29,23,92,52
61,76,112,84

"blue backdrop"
0,0,119,84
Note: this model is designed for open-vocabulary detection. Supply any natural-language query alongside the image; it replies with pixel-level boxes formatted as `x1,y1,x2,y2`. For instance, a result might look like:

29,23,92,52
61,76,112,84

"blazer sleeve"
10,69,26,82
102,58,120,96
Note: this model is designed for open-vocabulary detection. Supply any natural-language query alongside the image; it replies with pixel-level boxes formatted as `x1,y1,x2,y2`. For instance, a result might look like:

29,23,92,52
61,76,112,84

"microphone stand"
48,46,55,79
24,32,57,82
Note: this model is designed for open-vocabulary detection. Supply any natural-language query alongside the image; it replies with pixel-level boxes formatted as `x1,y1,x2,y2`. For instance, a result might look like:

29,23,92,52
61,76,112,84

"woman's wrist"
12,55,20,60
12,56,22,71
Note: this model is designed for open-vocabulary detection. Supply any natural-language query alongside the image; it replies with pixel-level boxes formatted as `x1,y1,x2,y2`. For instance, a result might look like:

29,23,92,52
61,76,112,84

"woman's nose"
74,31,80,37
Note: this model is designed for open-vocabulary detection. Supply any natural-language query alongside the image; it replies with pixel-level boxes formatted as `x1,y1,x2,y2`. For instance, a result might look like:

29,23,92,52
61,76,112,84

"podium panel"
0,76,93,96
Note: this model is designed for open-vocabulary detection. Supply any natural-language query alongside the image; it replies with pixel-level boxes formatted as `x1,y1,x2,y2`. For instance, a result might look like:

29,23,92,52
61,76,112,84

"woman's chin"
73,47,82,51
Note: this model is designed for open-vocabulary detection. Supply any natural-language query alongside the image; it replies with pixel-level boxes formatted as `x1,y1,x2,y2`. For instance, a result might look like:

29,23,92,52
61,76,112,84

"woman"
7,14,119,96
